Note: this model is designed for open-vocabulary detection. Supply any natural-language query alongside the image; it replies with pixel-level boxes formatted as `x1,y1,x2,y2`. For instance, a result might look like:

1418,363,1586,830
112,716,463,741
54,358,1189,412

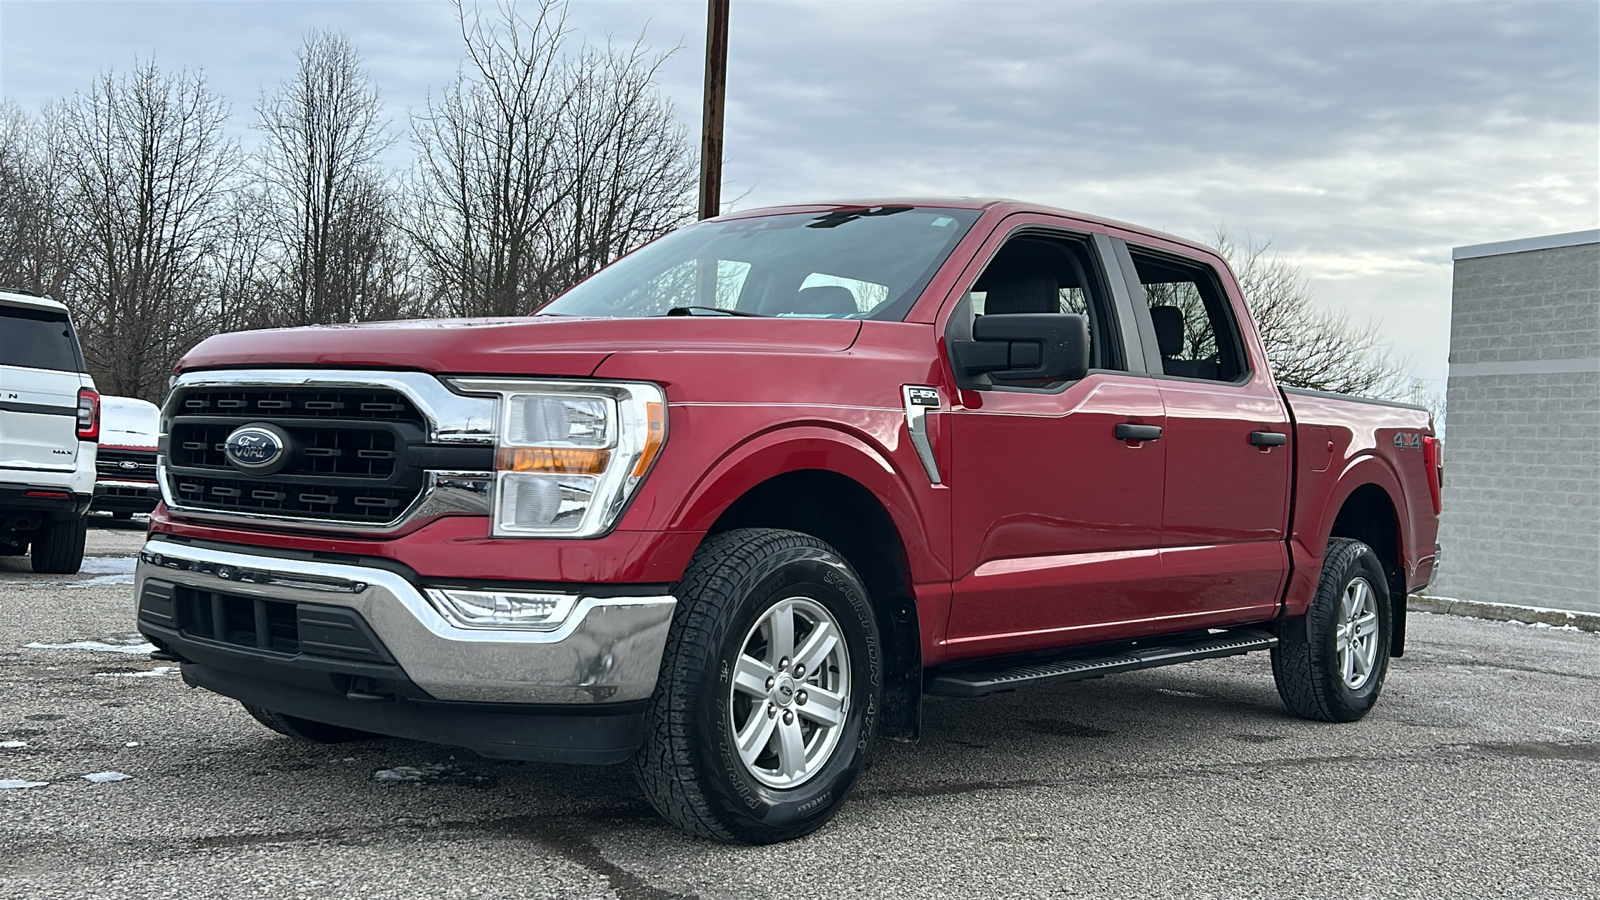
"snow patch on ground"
1497,620,1588,633
94,666,178,678
0,741,26,749
372,764,485,785
25,635,155,655
0,779,48,790
82,771,132,784
79,557,138,575
75,573,136,586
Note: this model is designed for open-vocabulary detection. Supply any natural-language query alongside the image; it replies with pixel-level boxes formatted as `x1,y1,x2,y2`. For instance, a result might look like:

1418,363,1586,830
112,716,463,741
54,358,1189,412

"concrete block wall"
1433,234,1600,614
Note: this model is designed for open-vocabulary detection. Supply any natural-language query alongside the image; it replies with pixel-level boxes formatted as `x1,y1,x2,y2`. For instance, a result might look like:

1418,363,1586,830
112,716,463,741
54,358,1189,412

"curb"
1410,595,1600,633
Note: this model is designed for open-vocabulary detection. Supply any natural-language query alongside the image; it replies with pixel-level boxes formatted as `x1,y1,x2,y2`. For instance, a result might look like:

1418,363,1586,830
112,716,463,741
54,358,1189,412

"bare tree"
1212,229,1413,400
407,0,695,317
534,40,696,300
58,60,240,401
256,29,398,326
0,103,79,298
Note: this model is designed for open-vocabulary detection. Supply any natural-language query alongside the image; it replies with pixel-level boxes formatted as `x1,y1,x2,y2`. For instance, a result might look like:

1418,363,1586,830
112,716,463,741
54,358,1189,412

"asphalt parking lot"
3,524,1597,900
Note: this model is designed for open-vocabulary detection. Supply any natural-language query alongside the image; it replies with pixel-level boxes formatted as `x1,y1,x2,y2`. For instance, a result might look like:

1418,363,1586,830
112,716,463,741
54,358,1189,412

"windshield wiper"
664,306,767,317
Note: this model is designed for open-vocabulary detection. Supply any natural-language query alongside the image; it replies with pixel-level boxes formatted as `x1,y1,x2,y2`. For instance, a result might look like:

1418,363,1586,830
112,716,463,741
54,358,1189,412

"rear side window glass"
0,305,84,372
1129,251,1248,382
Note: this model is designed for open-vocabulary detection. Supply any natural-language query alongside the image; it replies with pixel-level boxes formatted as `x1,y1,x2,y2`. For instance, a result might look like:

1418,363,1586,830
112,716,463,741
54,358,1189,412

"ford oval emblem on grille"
224,424,291,475
118,460,140,470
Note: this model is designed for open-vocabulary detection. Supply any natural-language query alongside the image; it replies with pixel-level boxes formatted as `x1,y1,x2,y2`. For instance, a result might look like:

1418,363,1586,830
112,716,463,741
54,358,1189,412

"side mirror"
953,313,1089,382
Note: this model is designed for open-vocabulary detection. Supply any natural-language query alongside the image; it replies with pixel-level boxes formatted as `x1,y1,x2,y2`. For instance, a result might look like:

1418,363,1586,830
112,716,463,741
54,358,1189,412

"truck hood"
178,316,863,378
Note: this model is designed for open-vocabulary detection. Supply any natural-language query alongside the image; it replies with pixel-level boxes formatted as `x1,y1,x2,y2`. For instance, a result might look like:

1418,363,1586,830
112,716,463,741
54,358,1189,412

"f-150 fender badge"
901,385,942,485
1393,432,1424,450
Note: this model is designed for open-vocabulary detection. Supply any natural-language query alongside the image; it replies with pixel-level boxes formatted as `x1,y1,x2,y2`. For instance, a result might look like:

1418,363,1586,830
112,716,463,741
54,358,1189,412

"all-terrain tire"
1272,537,1392,722
633,528,882,844
31,517,86,574
243,704,379,743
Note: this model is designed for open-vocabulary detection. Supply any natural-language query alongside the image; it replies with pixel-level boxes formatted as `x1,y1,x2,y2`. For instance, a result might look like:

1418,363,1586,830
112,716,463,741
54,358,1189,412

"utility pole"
698,0,730,220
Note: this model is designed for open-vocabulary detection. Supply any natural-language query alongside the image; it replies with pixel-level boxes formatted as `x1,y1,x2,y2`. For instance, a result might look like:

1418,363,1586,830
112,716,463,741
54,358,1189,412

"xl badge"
224,424,290,475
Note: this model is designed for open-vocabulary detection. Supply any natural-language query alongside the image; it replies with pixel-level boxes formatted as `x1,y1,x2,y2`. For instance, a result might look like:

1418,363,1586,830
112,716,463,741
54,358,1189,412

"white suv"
0,288,100,573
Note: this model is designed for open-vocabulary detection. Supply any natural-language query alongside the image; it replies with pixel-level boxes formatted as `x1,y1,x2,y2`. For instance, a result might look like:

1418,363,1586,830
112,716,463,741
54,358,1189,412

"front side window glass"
0,305,83,372
965,233,1123,373
539,206,981,321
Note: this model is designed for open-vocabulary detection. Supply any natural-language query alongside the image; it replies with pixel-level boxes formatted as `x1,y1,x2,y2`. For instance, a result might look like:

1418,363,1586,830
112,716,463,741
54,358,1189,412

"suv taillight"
77,388,100,441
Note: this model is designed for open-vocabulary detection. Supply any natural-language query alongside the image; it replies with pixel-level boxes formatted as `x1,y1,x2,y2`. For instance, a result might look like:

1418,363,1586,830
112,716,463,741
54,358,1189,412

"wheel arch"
1325,480,1409,656
681,435,934,736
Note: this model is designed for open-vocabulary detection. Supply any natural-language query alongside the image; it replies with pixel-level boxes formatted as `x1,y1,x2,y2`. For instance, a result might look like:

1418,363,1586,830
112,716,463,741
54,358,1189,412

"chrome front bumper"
134,539,676,704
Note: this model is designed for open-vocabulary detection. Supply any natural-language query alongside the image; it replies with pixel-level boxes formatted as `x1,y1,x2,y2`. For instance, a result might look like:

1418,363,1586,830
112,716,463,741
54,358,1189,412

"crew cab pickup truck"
134,199,1442,843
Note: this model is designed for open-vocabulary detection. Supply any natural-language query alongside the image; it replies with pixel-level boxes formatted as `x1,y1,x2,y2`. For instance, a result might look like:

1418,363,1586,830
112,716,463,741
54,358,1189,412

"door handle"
1250,431,1288,447
1115,423,1163,442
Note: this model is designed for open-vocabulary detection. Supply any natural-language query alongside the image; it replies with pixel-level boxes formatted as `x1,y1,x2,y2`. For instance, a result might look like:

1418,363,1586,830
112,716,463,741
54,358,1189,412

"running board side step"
925,628,1278,698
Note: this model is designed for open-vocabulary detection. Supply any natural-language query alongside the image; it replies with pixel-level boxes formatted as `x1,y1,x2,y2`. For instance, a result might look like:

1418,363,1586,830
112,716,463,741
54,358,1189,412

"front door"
943,221,1170,659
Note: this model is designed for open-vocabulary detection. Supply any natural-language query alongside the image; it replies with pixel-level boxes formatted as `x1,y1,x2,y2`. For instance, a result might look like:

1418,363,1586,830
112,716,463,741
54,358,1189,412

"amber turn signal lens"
496,446,611,474
633,402,665,477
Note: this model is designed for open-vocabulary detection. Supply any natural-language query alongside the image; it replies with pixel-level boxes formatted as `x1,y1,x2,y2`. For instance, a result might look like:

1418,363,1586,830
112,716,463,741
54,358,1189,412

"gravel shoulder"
3,528,1597,899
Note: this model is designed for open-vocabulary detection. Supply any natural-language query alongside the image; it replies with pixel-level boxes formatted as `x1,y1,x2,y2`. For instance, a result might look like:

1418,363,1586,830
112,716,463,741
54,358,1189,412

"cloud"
3,0,1595,389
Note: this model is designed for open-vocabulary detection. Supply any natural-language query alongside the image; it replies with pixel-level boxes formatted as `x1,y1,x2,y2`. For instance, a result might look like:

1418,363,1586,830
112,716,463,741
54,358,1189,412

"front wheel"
633,528,881,844
1272,537,1392,722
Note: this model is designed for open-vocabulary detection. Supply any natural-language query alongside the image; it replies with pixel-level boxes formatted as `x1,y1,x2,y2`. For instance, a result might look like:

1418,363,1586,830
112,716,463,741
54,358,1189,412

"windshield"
538,206,982,321
0,304,84,372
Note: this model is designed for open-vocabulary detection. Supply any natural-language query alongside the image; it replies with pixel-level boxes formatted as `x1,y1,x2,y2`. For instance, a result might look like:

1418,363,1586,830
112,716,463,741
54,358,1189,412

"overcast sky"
3,0,1596,391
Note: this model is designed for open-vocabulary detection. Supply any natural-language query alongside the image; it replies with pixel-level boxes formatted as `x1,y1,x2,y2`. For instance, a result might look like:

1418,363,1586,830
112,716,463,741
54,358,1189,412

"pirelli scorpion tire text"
633,528,882,844
1272,537,1393,723
30,516,86,574
243,704,379,743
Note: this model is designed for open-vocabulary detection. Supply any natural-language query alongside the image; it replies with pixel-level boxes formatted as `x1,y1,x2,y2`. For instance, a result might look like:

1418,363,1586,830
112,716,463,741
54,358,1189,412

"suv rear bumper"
134,539,677,762
0,482,91,530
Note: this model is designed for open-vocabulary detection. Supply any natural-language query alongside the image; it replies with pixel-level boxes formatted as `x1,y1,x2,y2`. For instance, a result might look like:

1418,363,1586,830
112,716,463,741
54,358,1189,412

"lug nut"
794,663,805,677
782,710,794,725
796,690,808,705
779,657,790,670
767,703,776,719
765,676,775,690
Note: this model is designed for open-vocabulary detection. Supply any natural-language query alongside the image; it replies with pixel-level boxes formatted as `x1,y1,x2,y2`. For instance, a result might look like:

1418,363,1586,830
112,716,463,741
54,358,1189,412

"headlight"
448,379,666,537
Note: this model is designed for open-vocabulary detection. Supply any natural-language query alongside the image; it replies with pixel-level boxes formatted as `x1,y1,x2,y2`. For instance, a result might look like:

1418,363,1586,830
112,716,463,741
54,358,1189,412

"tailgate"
1,304,88,472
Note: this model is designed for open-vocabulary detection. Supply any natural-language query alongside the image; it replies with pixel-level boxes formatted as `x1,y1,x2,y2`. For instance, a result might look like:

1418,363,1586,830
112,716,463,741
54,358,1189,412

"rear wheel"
634,528,881,844
243,704,379,743
31,517,86,574
1272,537,1392,722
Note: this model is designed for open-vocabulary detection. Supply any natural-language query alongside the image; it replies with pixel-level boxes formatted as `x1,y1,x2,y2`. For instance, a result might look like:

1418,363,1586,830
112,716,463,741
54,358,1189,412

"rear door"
0,302,88,472
1112,238,1292,622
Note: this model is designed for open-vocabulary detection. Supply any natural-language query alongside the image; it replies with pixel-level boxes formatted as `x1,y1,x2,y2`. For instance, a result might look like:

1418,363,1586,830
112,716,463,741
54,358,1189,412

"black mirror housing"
954,313,1089,382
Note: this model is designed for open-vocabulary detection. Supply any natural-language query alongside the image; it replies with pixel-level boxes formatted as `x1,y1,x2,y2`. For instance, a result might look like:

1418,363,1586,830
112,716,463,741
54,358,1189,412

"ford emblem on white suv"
224,425,289,474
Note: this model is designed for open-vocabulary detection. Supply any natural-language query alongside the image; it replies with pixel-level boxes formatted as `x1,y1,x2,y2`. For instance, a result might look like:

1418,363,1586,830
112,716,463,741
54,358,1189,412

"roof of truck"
716,198,1216,257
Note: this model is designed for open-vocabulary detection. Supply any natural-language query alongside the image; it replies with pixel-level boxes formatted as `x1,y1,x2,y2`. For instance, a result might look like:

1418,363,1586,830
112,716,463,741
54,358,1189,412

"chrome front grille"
160,372,496,533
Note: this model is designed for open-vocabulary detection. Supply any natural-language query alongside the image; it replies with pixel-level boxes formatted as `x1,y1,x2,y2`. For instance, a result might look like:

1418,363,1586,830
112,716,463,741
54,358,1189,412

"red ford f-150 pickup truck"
134,199,1442,843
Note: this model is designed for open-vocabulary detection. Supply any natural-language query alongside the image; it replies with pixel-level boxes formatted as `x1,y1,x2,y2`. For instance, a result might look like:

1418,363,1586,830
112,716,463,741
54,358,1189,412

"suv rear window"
0,305,85,372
